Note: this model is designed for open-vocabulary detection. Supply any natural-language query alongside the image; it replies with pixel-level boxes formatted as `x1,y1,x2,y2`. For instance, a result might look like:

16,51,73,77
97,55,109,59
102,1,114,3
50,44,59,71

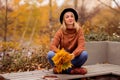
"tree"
77,0,101,26
97,0,120,13
97,0,120,36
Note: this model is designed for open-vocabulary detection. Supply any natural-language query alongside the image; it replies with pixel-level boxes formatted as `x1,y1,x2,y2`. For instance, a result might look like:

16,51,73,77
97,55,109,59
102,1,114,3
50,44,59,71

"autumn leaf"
52,48,72,73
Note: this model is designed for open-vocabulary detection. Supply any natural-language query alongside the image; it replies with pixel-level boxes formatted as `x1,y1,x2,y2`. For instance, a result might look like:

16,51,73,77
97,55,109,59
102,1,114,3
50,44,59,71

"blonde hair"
60,21,80,32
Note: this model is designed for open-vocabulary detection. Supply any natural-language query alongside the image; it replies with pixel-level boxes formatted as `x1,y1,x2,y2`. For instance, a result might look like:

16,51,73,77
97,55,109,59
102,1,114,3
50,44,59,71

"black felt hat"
60,8,78,24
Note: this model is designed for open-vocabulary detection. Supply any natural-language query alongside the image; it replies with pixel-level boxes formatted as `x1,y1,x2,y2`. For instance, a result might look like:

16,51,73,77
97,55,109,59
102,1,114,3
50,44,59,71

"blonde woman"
47,8,88,74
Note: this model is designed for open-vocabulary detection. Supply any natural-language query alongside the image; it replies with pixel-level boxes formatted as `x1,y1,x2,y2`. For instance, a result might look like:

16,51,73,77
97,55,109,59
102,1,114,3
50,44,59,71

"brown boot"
53,67,63,74
53,67,59,74
70,67,87,75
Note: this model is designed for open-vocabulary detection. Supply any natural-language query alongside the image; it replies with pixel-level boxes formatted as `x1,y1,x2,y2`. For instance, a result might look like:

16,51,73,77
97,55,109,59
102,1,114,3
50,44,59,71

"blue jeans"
47,51,88,73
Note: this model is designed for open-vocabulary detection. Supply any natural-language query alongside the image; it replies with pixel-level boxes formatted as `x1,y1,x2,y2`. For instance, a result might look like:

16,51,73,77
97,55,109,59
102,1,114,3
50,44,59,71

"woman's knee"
81,51,88,59
47,51,55,59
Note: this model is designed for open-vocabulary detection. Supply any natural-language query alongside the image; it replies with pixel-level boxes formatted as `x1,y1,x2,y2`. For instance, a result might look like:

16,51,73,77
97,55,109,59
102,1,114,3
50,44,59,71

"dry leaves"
52,48,73,73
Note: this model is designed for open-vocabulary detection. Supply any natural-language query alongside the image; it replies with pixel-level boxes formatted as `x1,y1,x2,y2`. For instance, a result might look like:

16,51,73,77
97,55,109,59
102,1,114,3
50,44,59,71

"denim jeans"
47,50,88,73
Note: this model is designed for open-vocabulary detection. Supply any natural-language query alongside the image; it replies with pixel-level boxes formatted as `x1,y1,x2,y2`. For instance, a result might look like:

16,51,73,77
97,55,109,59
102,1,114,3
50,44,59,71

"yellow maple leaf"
52,48,72,73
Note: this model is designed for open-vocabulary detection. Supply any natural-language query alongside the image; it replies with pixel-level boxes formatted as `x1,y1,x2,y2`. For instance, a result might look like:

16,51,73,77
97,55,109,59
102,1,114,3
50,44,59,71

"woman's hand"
70,53,75,60
56,49,60,53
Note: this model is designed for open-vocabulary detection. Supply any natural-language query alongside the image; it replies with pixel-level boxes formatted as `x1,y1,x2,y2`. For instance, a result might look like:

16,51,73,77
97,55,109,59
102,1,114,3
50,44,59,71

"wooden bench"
1,64,120,80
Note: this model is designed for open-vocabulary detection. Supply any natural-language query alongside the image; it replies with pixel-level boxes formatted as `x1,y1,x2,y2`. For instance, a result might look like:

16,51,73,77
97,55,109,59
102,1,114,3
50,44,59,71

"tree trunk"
4,0,8,42
49,0,52,41
28,19,38,47
74,0,78,9
0,0,2,8
19,11,32,47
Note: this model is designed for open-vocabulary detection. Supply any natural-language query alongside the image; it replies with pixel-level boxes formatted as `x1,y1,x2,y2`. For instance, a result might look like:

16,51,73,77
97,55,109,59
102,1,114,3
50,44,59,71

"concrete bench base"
1,64,120,80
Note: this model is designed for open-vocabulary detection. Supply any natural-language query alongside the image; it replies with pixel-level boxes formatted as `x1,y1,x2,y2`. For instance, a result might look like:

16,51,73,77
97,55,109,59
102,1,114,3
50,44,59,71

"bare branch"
97,0,120,13
113,0,120,9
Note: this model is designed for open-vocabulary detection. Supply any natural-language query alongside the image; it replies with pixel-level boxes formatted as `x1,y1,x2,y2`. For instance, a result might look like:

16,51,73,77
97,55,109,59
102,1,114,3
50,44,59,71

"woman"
47,8,88,74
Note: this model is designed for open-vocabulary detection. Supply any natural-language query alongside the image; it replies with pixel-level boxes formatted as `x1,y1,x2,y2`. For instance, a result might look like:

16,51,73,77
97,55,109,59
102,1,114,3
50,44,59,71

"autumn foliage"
0,0,120,74
52,48,72,73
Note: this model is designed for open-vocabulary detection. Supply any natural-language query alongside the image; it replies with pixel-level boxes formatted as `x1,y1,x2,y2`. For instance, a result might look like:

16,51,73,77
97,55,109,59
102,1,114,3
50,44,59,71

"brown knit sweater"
50,27,85,57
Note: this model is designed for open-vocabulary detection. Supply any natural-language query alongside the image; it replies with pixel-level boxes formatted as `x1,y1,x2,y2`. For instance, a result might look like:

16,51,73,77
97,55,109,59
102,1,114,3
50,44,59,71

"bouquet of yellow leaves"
52,48,73,73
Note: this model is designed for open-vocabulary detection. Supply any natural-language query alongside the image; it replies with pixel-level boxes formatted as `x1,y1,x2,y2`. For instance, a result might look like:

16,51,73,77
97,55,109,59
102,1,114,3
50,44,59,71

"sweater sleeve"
72,28,85,57
50,29,61,53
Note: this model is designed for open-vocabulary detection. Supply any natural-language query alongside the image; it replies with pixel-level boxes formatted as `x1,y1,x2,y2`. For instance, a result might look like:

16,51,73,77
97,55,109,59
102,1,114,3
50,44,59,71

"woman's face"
64,12,75,25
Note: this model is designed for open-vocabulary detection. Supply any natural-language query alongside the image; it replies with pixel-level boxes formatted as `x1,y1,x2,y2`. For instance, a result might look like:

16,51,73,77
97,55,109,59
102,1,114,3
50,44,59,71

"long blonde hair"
60,21,80,32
